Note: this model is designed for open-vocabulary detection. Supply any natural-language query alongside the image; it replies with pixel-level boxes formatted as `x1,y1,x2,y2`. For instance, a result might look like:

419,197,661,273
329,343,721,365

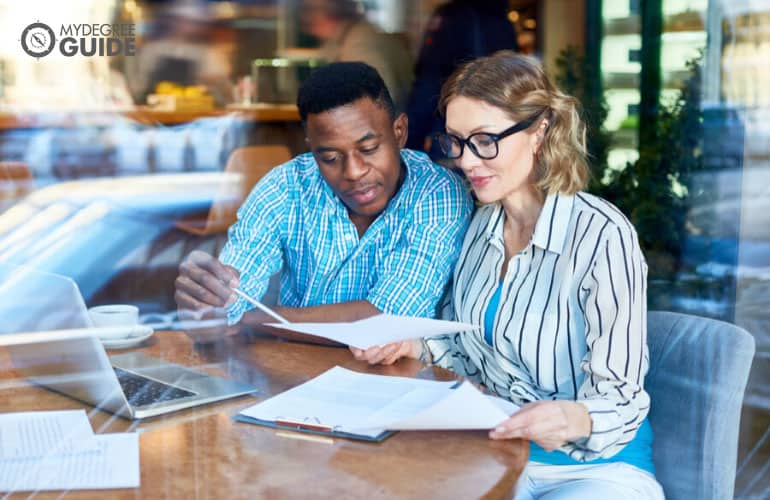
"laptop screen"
0,263,93,335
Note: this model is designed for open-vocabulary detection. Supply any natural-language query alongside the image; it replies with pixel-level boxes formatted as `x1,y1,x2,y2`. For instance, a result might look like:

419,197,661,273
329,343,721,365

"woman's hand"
349,339,422,365
489,400,592,451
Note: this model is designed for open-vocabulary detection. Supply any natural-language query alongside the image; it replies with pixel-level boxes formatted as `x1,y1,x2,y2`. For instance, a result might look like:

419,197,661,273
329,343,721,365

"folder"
234,366,516,444
232,414,394,442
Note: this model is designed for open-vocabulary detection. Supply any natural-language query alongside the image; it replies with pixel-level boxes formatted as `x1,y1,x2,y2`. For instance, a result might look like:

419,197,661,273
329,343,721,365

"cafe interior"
0,0,769,497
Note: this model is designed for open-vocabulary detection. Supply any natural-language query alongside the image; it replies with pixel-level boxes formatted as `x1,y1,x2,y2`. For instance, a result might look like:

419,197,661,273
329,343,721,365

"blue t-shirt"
484,281,655,474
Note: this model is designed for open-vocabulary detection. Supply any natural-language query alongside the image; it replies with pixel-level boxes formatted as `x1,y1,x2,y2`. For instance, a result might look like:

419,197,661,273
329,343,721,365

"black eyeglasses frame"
434,110,545,160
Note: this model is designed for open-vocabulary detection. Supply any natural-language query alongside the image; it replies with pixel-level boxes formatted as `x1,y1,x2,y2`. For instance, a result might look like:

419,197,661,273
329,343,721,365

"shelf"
603,11,705,36
604,16,641,36
610,128,638,150
602,70,697,91
663,10,705,32
0,105,300,130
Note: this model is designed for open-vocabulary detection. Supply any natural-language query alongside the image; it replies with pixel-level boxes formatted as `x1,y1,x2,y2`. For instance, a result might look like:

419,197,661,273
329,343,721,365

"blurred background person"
406,0,518,156
300,0,413,111
127,0,234,105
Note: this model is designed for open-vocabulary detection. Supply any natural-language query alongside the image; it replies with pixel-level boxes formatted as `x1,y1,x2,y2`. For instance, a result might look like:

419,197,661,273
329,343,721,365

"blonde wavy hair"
439,51,589,195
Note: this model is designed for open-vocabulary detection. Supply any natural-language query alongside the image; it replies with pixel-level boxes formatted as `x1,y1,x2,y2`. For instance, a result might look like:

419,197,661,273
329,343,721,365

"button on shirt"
220,149,474,324
426,192,650,461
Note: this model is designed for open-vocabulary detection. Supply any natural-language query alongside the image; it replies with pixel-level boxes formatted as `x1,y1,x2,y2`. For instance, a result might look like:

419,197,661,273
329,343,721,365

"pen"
275,430,334,444
232,288,290,325
274,418,334,433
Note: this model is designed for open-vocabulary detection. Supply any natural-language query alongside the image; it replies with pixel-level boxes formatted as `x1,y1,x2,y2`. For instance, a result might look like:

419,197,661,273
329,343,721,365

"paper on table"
0,433,140,492
0,410,97,459
351,382,518,431
239,366,518,436
238,366,460,439
266,314,478,349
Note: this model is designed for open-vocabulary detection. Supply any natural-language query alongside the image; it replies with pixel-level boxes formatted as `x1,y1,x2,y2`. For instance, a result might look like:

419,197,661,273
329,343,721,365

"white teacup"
88,304,140,340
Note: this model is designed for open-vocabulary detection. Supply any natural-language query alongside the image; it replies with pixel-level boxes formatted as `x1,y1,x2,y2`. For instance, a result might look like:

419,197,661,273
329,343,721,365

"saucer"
101,326,154,349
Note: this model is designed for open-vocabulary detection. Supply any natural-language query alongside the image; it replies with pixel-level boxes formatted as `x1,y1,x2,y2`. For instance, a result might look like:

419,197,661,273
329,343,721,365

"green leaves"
555,47,705,279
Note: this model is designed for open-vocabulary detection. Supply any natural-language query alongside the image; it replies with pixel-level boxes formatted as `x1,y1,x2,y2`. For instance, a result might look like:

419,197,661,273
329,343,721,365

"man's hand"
175,250,241,343
175,250,240,310
489,400,592,451
350,339,422,365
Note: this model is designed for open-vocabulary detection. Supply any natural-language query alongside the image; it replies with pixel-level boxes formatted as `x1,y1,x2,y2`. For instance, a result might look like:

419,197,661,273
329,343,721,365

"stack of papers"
236,366,518,440
267,314,478,349
0,410,140,492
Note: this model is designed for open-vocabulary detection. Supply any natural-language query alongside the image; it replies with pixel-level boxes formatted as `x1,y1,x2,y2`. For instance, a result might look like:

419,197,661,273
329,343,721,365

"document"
353,382,518,431
237,366,517,439
0,433,140,492
0,410,96,459
266,314,478,349
0,410,140,492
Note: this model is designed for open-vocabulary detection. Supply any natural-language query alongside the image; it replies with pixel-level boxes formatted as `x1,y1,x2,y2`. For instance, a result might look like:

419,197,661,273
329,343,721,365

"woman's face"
444,96,541,204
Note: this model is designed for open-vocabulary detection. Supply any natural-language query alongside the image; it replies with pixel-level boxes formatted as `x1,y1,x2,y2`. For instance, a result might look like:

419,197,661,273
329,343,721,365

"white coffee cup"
88,304,140,340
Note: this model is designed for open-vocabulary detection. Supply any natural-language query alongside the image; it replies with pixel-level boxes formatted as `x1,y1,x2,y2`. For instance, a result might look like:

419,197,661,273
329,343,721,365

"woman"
352,51,664,498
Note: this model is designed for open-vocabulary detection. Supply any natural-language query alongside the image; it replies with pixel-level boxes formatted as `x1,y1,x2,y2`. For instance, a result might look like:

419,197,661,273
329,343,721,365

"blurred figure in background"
406,0,518,156
300,0,413,111
128,1,234,105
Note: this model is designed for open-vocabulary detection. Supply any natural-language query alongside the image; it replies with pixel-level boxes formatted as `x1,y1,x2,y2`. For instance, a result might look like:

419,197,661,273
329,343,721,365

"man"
300,0,413,111
175,62,473,345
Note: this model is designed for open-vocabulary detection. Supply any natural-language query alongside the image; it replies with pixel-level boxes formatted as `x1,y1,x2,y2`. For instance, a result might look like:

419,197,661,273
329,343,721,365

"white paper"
0,433,140,492
353,382,518,431
0,410,96,459
238,366,518,436
266,314,478,349
0,410,140,492
238,366,458,438
488,394,521,416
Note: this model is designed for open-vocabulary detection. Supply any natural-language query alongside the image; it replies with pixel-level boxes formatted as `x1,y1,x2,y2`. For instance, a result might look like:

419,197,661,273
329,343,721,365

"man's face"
305,97,407,226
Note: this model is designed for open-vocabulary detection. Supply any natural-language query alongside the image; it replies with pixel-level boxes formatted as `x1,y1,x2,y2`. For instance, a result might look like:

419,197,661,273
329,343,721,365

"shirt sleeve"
423,291,482,383
219,165,287,324
565,224,650,461
366,175,473,318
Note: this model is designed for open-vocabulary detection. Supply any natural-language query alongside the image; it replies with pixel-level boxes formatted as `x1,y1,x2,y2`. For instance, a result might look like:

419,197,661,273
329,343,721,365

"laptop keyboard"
113,367,197,407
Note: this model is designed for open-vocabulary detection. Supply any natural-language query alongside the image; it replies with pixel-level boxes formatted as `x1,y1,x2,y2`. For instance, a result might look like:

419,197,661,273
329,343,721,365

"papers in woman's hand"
266,314,478,349
351,381,519,432
236,367,518,438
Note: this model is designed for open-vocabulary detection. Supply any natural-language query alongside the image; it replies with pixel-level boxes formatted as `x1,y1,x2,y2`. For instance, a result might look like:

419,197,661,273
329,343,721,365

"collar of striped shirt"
483,192,575,255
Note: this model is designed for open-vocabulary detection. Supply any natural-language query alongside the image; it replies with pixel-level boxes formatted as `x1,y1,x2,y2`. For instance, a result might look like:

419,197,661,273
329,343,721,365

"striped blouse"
425,191,650,461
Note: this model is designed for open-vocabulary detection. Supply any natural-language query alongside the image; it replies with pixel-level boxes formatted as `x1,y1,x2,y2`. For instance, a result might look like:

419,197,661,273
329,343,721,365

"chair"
646,310,755,500
176,145,291,235
0,162,33,211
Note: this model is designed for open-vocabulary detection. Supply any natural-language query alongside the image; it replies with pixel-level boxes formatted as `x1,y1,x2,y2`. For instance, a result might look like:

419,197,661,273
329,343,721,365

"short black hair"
297,61,396,124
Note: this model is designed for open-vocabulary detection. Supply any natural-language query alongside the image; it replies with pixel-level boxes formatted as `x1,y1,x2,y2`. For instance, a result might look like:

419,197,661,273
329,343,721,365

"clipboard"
232,414,395,443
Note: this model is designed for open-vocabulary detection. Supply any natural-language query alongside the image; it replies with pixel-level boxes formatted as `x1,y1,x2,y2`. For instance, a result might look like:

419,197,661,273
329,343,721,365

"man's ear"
393,113,408,149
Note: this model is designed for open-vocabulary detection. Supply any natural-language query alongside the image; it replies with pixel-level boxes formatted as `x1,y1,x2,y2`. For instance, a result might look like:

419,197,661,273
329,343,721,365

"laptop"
0,264,257,419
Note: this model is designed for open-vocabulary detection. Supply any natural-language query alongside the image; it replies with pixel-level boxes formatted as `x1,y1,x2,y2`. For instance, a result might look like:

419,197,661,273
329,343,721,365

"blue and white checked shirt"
220,149,474,323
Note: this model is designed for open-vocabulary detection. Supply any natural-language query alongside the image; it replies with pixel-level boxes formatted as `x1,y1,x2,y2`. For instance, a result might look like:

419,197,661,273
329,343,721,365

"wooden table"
0,332,528,499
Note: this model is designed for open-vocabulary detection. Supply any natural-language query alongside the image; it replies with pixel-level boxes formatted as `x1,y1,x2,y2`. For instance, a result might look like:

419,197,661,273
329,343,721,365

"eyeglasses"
434,111,544,160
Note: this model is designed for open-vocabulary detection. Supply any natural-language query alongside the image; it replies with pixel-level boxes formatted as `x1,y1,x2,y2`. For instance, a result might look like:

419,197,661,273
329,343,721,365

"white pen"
232,288,290,325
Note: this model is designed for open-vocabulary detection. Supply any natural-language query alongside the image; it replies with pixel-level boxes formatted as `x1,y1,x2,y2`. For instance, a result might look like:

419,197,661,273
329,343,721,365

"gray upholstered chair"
646,311,755,500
